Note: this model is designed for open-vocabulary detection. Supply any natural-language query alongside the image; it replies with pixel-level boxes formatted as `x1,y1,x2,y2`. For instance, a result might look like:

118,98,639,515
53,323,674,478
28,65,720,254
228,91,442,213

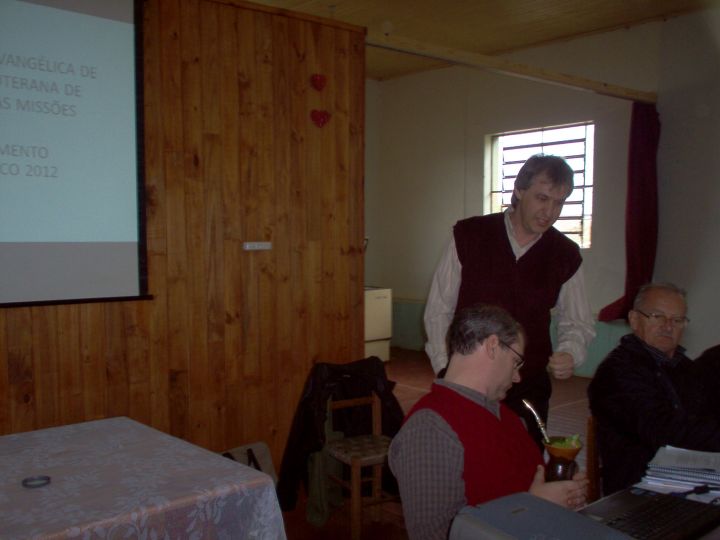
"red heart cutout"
311,109,331,127
310,73,327,91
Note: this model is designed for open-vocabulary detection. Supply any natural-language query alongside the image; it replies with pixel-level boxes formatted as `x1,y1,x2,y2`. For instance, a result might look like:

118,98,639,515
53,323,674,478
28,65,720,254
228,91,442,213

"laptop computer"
579,486,720,540
449,492,631,539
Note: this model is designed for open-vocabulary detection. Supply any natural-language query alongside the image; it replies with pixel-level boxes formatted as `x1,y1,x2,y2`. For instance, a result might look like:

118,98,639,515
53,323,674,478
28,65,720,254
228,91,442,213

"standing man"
424,154,595,447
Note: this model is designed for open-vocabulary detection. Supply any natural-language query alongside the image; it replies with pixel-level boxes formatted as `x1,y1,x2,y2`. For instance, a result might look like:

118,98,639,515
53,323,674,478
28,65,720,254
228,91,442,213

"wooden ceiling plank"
366,31,657,104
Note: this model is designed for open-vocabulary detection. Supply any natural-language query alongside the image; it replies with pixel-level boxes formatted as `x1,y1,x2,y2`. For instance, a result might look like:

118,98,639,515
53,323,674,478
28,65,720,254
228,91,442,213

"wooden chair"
324,393,397,540
586,415,602,502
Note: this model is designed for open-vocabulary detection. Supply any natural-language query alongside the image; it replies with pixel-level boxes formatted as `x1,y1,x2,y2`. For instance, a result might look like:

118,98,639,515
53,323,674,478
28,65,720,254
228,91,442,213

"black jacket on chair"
276,356,404,511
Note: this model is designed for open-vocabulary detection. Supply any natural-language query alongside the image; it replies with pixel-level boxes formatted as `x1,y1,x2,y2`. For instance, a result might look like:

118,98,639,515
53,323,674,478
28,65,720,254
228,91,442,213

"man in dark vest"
424,154,595,447
390,305,588,540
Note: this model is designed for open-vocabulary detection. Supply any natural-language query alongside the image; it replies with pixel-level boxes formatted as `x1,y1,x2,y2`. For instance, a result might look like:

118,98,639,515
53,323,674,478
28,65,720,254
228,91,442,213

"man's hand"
529,465,588,509
548,352,574,379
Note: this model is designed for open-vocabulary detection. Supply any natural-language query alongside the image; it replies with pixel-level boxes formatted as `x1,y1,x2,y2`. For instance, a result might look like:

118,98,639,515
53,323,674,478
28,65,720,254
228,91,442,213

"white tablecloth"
0,417,286,539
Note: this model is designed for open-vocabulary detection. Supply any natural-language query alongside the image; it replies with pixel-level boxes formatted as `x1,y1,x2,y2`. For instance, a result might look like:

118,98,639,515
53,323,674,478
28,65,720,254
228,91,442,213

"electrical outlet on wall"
242,242,272,251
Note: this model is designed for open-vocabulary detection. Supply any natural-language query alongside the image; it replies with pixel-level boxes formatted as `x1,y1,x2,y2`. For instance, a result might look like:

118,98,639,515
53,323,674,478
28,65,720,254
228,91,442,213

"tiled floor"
546,374,591,472
283,347,591,539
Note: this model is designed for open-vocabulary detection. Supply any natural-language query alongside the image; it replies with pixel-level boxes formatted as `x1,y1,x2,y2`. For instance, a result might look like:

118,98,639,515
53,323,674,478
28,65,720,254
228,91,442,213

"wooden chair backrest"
330,394,382,436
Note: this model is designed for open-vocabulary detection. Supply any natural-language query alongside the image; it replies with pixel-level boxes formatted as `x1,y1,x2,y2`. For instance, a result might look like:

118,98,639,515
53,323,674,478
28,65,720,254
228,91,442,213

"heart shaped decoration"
310,109,331,127
310,73,327,91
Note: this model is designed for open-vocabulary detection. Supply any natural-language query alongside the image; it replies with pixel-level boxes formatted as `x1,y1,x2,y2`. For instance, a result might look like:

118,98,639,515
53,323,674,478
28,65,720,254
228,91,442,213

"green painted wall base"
551,318,631,377
391,299,426,351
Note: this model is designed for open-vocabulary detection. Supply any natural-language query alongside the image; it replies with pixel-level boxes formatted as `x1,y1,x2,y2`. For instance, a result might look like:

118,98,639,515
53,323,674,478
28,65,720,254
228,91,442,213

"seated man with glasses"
390,304,588,540
588,282,720,495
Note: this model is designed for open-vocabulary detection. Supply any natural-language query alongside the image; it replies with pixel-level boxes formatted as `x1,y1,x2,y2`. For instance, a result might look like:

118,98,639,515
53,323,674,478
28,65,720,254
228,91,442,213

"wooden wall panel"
0,0,365,468
57,305,83,424
31,306,59,427
6,308,35,433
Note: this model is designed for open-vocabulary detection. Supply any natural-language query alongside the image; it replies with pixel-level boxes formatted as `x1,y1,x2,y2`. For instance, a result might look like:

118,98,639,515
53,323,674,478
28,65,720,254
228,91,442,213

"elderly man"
424,154,595,448
588,282,720,495
390,304,588,540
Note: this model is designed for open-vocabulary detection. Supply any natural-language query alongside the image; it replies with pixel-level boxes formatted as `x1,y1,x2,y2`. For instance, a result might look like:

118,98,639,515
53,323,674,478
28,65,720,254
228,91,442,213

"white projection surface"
0,0,145,305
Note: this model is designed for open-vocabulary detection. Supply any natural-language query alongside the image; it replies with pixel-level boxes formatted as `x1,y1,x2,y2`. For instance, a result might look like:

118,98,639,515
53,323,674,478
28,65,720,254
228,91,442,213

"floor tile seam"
548,399,590,412
393,382,432,393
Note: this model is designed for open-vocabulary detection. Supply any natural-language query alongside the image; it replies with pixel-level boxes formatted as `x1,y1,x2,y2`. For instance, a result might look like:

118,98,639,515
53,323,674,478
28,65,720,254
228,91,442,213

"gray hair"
447,304,525,358
511,154,574,207
633,282,687,311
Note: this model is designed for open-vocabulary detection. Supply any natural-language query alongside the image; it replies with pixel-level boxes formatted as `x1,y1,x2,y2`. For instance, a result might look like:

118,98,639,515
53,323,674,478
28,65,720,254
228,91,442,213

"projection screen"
0,0,147,306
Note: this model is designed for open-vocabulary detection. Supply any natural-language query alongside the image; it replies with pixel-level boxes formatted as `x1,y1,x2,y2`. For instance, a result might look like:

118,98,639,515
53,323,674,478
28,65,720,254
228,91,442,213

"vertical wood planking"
180,0,208,447
202,5,228,449
6,308,35,432
31,305,59,427
221,5,244,448
80,303,106,420
105,302,130,418
57,305,83,423
271,14,295,455
332,28,352,363
237,8,261,388
165,0,192,440
143,0,171,434
126,303,151,425
253,9,280,450
348,29,366,360
0,0,365,466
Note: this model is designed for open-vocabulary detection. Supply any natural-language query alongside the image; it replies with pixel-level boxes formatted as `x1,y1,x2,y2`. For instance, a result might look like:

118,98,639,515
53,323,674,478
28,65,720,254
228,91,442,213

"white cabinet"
364,287,392,361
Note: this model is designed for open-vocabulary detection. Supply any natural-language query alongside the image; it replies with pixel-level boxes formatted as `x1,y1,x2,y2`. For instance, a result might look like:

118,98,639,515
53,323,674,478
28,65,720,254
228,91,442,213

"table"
0,417,287,539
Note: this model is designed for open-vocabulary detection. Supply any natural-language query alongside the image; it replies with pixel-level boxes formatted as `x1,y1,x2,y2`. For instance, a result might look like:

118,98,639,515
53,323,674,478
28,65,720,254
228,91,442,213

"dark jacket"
276,356,404,510
588,334,720,495
695,344,720,412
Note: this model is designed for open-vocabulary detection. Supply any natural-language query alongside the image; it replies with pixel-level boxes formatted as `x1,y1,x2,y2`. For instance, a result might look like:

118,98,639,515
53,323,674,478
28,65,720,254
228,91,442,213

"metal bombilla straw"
522,398,551,444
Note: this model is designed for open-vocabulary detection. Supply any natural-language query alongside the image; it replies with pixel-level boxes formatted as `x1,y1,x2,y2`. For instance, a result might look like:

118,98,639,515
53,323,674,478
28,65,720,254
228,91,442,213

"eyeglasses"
500,341,525,370
635,310,690,328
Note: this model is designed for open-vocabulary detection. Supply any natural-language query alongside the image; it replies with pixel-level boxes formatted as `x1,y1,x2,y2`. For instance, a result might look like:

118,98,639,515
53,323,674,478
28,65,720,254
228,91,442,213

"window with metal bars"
487,123,594,248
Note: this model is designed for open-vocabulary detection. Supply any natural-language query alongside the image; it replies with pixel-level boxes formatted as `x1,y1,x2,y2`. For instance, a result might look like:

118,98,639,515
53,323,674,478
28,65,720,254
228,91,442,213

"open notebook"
643,446,720,492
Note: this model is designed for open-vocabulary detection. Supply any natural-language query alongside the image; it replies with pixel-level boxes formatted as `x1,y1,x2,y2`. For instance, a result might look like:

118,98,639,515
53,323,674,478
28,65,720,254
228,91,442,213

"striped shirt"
388,380,502,540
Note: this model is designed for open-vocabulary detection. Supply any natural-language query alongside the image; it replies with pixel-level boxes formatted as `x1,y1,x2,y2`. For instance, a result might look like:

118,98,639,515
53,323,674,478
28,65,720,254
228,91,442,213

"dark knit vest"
453,213,581,380
406,383,542,505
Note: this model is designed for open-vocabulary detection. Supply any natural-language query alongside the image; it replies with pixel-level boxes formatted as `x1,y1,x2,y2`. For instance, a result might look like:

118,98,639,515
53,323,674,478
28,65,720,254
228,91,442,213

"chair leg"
370,463,382,522
351,460,362,540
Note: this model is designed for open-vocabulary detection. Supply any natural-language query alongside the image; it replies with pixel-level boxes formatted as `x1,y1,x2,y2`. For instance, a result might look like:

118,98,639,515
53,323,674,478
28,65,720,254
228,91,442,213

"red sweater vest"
453,213,581,380
407,383,543,505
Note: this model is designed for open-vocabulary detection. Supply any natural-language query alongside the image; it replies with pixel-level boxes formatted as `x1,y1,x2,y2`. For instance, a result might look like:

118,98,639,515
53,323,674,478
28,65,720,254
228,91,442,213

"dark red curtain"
598,102,660,322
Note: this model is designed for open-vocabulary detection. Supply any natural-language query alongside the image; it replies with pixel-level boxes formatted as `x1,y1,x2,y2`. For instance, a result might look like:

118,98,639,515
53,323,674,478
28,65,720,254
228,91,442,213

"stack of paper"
642,446,720,491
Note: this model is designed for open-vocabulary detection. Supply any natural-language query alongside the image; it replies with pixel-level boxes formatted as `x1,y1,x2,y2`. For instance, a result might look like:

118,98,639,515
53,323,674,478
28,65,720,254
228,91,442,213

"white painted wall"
501,23,661,93
365,68,469,296
655,8,720,356
365,22,663,314
365,78,380,268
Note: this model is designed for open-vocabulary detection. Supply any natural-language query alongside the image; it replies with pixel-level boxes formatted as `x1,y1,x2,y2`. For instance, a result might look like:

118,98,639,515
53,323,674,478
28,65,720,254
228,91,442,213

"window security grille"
489,123,594,248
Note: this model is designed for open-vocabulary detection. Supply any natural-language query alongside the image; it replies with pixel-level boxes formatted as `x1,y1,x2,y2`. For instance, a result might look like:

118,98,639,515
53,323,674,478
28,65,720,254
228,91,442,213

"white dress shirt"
424,210,596,374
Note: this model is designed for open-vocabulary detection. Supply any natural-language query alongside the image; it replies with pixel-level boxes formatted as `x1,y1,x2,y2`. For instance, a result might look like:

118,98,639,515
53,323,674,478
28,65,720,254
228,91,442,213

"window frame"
486,122,595,248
